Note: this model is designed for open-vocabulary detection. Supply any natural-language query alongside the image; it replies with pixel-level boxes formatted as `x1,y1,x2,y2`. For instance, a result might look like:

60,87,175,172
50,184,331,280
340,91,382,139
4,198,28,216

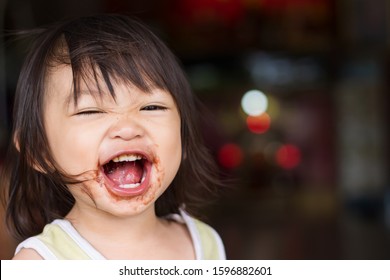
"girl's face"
43,65,182,217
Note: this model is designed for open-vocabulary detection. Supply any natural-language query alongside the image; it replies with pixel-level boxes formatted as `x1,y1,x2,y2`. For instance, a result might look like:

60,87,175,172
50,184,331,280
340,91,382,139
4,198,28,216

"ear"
13,131,48,173
181,144,187,160
13,131,20,152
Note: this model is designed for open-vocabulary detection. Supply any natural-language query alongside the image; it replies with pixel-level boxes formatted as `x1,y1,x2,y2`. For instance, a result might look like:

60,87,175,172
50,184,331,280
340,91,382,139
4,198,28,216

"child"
1,14,225,260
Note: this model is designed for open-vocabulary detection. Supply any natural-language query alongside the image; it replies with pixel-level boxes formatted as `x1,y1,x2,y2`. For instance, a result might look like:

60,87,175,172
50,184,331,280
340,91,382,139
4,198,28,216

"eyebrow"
63,84,169,110
63,90,75,108
63,89,104,108
69,78,121,100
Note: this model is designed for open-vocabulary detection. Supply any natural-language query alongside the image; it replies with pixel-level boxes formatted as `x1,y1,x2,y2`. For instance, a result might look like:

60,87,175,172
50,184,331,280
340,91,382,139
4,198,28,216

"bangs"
47,15,175,104
5,14,220,240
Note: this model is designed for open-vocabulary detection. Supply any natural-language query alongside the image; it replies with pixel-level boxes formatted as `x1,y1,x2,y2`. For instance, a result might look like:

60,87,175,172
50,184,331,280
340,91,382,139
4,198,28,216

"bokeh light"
266,95,281,120
276,144,301,169
218,143,243,169
241,89,268,116
246,113,271,134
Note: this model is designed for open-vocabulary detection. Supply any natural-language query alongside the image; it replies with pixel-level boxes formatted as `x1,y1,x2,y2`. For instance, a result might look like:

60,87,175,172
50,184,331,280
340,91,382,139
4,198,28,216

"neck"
65,203,160,243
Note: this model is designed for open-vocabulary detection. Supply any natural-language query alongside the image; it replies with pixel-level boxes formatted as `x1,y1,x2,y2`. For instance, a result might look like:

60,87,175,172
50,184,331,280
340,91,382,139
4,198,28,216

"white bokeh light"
241,89,268,116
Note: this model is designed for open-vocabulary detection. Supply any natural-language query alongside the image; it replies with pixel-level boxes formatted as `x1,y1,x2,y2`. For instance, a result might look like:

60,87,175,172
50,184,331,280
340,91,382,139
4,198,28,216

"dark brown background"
1,0,389,259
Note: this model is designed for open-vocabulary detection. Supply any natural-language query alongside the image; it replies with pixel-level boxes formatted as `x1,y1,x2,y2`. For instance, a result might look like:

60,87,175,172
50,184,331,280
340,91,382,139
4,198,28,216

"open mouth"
101,153,151,196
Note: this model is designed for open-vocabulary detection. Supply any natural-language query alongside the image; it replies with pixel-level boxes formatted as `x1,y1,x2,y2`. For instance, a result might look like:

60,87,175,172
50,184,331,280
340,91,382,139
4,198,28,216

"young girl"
1,14,225,260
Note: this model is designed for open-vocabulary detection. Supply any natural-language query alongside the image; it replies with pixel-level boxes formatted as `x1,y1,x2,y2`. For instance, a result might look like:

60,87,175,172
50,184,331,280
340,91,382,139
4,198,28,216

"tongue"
104,161,143,185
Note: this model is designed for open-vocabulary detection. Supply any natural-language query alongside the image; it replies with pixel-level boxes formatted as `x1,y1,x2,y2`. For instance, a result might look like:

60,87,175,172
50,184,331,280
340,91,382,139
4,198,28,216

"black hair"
0,14,221,241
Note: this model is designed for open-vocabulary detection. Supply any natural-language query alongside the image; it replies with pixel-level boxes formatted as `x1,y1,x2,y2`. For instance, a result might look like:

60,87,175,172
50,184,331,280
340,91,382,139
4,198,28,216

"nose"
107,115,145,141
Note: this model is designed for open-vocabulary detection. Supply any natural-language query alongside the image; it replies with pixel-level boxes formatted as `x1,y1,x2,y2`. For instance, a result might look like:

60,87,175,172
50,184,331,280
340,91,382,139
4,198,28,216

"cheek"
149,115,182,175
47,124,100,175
161,130,182,182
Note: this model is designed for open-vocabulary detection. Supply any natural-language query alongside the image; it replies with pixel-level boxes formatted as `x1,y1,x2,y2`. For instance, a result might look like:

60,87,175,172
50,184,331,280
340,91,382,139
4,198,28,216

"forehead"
44,64,115,108
44,64,73,103
43,63,173,108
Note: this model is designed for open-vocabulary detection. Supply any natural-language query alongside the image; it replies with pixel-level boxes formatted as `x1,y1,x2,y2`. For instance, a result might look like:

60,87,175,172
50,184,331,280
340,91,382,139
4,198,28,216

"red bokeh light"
276,144,301,169
174,0,244,26
218,143,243,169
246,113,271,134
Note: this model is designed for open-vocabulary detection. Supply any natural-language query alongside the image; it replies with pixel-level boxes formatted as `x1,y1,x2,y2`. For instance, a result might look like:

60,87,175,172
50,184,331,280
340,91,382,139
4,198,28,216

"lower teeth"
119,183,141,189
119,171,146,189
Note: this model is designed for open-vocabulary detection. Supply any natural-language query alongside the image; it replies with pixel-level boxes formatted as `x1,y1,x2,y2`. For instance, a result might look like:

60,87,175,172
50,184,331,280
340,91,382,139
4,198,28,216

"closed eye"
141,105,168,111
75,109,104,116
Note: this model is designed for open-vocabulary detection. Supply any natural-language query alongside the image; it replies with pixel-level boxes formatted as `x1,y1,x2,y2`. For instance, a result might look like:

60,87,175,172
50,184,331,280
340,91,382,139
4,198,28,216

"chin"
84,174,166,218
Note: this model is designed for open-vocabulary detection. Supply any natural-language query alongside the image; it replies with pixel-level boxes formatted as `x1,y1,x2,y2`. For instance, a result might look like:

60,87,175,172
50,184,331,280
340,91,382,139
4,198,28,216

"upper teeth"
112,154,142,163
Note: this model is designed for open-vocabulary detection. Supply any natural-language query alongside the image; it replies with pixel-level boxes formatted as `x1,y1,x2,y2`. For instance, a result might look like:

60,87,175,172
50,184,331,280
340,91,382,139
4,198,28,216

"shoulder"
13,248,43,260
178,210,226,260
13,223,57,260
14,219,77,260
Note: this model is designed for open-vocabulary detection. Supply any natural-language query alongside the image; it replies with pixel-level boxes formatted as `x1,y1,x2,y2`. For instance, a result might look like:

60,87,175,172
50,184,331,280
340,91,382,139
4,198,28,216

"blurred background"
1,0,389,259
